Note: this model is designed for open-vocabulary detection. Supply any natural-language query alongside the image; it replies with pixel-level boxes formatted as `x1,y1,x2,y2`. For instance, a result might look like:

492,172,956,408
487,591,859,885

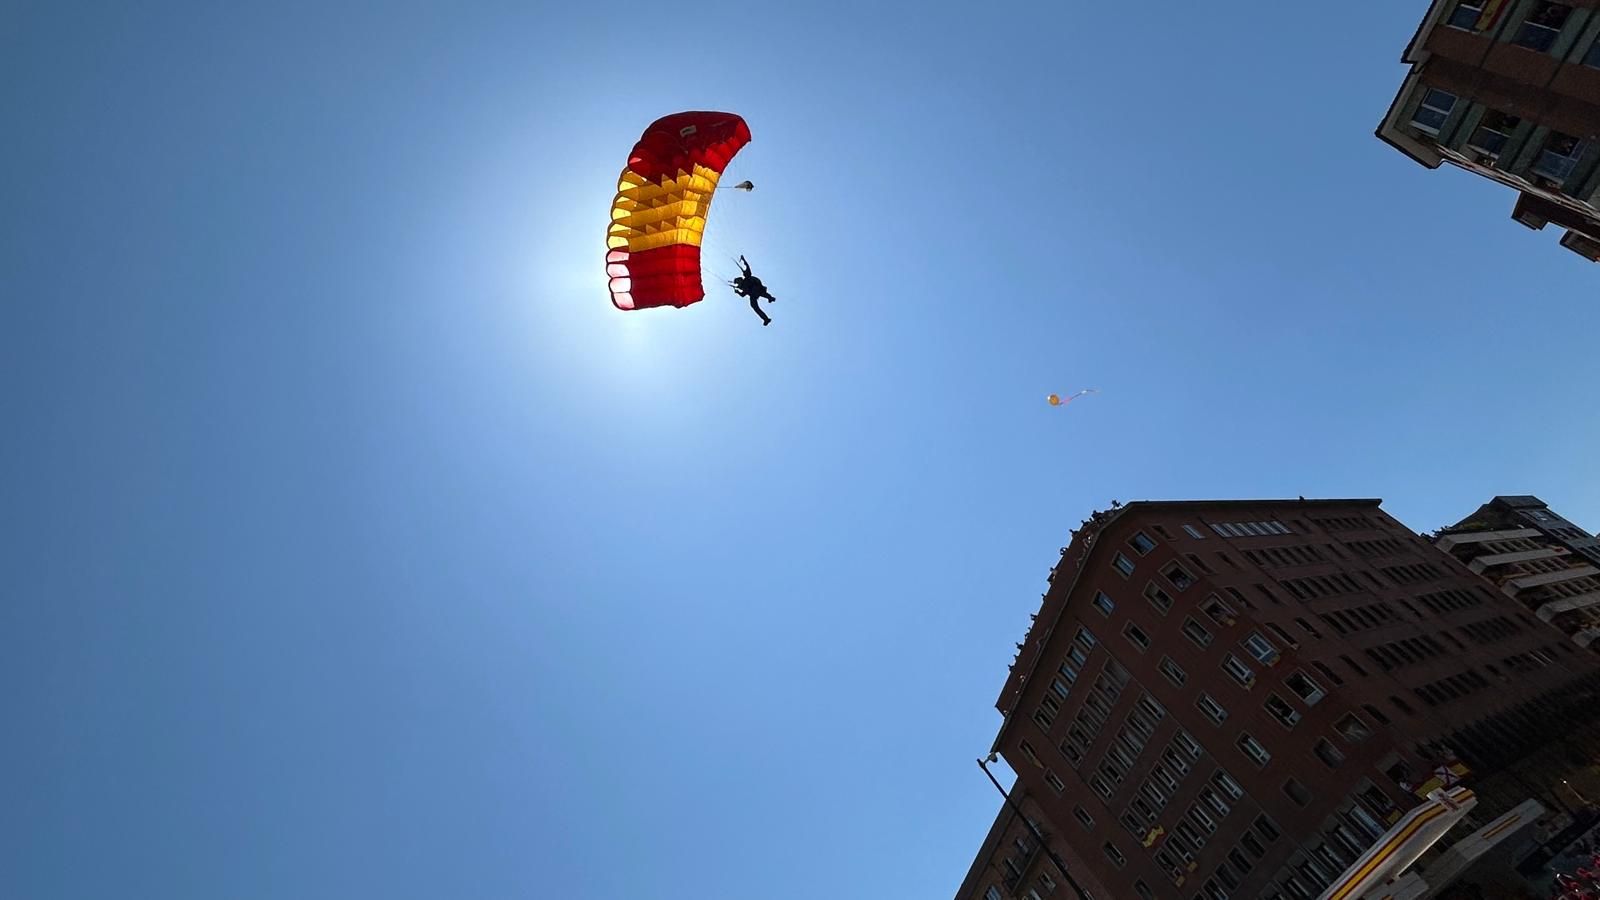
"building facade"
974,499,1600,900
1377,0,1600,261
1435,495,1600,648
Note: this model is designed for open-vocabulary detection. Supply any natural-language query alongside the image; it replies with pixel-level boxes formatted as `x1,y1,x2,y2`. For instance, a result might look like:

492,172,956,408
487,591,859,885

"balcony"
1468,547,1568,574
1536,591,1600,621
1435,528,1539,551
1502,565,1599,594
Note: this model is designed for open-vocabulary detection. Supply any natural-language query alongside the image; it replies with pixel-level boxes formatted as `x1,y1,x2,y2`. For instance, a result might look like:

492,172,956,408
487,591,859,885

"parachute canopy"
606,111,751,311
1047,389,1098,407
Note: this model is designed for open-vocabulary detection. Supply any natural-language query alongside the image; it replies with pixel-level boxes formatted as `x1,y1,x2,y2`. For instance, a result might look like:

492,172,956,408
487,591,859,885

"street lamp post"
977,755,1092,900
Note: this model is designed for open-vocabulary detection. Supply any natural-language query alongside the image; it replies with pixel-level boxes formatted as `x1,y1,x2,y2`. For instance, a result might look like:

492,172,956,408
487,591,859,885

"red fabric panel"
625,111,751,182
609,244,704,310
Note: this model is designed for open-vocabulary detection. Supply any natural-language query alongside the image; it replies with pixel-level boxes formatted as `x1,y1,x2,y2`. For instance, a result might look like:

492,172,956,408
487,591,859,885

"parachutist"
731,255,778,325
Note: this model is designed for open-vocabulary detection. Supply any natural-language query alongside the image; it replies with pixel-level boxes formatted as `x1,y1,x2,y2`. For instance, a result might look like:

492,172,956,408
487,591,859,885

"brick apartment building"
1377,0,1600,261
961,499,1600,900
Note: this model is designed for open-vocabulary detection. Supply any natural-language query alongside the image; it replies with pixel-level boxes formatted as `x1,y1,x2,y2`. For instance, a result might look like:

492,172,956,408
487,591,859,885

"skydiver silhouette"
730,255,777,326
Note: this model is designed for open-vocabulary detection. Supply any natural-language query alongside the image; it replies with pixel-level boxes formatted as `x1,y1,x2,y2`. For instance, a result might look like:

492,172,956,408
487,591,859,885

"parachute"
1047,389,1098,407
606,112,752,311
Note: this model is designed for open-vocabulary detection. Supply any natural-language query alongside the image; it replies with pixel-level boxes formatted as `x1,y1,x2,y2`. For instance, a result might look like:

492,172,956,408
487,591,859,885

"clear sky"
3,2,1598,898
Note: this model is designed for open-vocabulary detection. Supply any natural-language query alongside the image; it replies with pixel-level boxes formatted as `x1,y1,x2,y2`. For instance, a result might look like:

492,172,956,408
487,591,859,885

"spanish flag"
606,112,751,311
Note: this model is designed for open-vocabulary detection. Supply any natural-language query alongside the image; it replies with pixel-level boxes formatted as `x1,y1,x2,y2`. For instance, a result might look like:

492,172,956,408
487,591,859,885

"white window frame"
1223,653,1257,688
1410,88,1457,135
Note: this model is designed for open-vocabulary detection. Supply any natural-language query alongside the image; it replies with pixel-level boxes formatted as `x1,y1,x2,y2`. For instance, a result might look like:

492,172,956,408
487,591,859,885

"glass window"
1184,524,1205,539
1184,617,1214,648
1238,732,1271,767
1241,831,1266,859
986,887,1004,900
1199,786,1231,817
1243,631,1280,664
1160,655,1187,687
1468,109,1522,157
1284,777,1313,806
1075,627,1096,650
1074,806,1095,829
1197,692,1229,725
1264,693,1302,728
1448,0,1486,30
1223,654,1256,688
1212,769,1244,801
1335,713,1372,743
1131,531,1157,555
1113,553,1136,577
1410,87,1457,134
1534,131,1585,183
1173,730,1203,760
1164,562,1196,590
1124,621,1151,651
1145,581,1174,614
1202,595,1237,626
1513,1,1573,52
1092,591,1115,616
1045,770,1066,793
1103,842,1127,867
1315,738,1346,768
1586,37,1600,68
1285,671,1326,705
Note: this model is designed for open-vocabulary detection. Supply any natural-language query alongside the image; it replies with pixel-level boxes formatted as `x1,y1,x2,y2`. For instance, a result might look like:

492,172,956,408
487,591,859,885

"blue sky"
3,2,1598,898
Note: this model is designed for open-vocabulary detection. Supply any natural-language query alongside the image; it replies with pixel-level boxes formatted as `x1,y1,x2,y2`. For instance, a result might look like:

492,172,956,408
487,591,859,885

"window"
1188,804,1218,834
1183,523,1205,539
1164,562,1196,591
1113,553,1136,577
1160,655,1187,687
1199,786,1231,818
1243,631,1280,665
1314,738,1346,768
1254,814,1282,843
1183,617,1214,648
1145,581,1174,614
1074,806,1095,829
1238,732,1271,767
1187,552,1215,575
1075,626,1096,650
1124,621,1152,651
1104,842,1127,867
1284,671,1326,706
1410,88,1457,134
1335,714,1371,743
1448,0,1486,30
1468,109,1523,157
1534,130,1586,183
1241,831,1266,859
1312,661,1344,686
1586,36,1600,68
1264,693,1302,728
1197,692,1229,725
1045,770,1066,793
1020,740,1043,767
985,887,1003,900
1089,774,1113,799
1173,730,1203,760
1284,777,1313,806
1390,694,1416,715
1092,591,1115,616
1202,595,1237,627
1223,654,1256,688
1340,654,1368,677
1134,881,1155,900
1513,1,1573,53
1294,617,1322,639
1039,872,1056,893
1362,703,1390,725
1130,531,1157,555
1212,769,1244,801
1138,693,1166,721
1266,622,1299,649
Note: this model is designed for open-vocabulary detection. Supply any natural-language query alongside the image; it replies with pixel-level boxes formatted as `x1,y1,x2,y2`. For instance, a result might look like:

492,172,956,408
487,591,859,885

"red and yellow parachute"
606,111,751,311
